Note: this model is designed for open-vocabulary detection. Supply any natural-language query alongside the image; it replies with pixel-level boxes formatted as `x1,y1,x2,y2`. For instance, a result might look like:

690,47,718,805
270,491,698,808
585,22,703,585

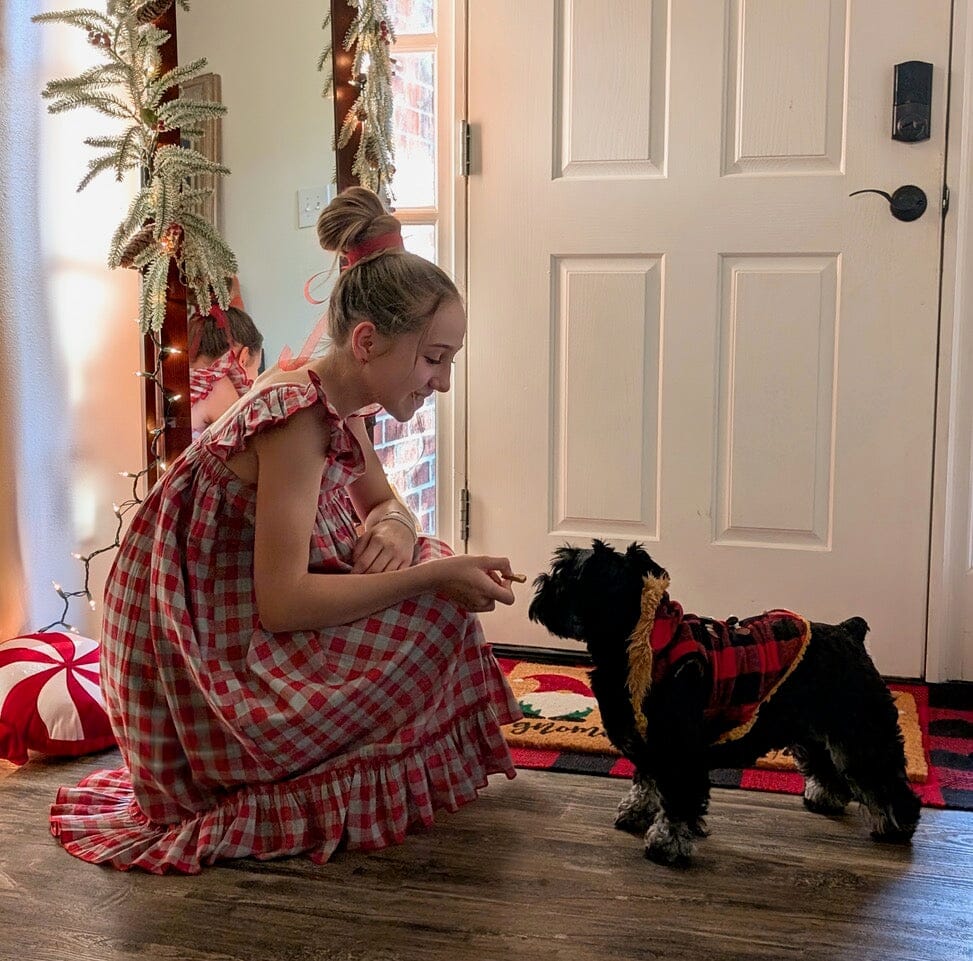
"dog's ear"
591,538,613,553
624,542,667,579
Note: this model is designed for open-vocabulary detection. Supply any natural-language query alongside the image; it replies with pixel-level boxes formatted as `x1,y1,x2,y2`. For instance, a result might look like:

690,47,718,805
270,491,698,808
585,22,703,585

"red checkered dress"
49,375,522,873
188,349,253,404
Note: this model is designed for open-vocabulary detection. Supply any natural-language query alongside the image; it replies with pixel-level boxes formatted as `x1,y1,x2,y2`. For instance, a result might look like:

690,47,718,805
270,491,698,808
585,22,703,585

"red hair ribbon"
343,230,404,269
208,303,229,331
188,303,230,361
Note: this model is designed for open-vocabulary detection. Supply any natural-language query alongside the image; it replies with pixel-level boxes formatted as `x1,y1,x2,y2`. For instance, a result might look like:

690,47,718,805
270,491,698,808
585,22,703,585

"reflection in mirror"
177,0,444,536
176,0,336,365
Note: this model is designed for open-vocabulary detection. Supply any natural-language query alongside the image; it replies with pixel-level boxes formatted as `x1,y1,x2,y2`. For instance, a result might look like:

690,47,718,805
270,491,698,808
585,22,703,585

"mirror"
176,0,338,369
171,1,445,537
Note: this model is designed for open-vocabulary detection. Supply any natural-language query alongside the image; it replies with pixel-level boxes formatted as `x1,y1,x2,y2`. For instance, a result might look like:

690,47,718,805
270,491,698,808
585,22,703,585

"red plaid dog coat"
629,577,811,743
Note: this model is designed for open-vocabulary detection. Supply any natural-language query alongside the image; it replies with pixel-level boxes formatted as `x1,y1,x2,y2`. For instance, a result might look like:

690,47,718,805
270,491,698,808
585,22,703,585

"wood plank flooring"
1,750,971,961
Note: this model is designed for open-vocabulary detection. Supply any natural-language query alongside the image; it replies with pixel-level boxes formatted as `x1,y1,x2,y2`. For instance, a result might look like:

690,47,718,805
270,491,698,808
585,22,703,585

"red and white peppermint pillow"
0,632,116,765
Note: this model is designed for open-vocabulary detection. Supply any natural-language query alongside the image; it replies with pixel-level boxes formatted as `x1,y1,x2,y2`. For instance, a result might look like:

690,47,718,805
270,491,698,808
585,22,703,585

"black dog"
528,540,920,865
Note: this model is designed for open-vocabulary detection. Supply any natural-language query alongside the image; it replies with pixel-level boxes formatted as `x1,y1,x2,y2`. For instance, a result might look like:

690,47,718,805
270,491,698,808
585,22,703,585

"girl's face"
362,298,466,422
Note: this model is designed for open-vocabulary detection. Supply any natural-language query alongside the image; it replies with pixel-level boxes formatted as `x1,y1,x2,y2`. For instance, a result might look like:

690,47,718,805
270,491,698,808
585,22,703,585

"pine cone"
160,224,183,255
119,223,156,269
86,30,111,49
134,0,174,24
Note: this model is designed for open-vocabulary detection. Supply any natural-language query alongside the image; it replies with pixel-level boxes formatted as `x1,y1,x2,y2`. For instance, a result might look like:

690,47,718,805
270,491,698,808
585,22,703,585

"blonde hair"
316,186,460,345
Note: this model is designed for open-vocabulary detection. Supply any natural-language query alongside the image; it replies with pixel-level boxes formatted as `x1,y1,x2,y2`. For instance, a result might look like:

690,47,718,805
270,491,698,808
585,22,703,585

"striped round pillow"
0,632,115,765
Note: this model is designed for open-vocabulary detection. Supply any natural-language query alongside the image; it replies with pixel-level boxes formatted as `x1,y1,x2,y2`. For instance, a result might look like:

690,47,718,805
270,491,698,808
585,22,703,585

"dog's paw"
803,776,849,816
644,816,695,866
615,806,656,834
615,780,660,834
869,822,917,844
689,816,709,838
866,794,920,844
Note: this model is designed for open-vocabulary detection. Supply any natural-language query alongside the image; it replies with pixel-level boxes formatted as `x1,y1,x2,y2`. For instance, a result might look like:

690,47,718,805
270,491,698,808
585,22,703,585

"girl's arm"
251,407,515,632
345,416,421,573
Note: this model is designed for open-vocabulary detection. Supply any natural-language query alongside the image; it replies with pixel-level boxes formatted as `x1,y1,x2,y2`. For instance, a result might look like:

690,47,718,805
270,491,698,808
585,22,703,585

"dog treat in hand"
505,573,527,583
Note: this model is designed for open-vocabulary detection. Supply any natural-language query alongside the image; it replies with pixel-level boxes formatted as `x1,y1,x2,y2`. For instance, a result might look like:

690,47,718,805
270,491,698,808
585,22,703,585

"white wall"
178,1,338,364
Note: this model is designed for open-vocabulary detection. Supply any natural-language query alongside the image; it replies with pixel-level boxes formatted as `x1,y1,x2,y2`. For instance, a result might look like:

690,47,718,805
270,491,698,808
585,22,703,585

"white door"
466,0,949,678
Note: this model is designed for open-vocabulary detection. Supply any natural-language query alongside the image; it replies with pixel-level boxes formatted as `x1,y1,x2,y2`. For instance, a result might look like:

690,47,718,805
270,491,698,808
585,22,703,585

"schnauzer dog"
528,540,920,865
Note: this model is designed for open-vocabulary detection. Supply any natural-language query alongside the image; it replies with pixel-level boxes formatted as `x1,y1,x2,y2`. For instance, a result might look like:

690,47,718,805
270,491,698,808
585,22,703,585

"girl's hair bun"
315,186,462,346
316,185,401,258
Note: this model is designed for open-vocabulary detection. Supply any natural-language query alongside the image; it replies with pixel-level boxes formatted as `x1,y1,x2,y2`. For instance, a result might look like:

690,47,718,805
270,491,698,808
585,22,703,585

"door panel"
466,0,949,677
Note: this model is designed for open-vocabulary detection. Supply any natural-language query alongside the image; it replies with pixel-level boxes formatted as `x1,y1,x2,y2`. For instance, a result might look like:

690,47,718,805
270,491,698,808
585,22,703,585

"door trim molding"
928,0,973,681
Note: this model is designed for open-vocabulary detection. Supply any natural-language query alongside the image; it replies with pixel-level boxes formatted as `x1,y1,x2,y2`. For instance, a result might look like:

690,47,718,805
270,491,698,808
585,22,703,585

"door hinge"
459,487,471,542
942,183,950,217
459,120,472,177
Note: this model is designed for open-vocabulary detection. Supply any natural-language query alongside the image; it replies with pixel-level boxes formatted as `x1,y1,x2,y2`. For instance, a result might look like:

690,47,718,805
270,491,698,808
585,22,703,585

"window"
372,0,454,537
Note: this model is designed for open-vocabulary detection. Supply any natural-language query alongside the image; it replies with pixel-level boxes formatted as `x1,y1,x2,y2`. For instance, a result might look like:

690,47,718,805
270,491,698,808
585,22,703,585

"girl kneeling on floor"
50,186,523,874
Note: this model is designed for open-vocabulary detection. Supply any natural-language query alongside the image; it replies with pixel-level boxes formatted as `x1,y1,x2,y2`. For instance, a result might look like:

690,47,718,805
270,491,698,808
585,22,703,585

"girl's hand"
430,555,518,613
351,516,417,573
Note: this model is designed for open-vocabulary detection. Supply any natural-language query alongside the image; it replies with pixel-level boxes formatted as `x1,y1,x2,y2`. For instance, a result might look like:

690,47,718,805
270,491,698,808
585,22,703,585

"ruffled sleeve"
202,373,377,487
189,350,253,404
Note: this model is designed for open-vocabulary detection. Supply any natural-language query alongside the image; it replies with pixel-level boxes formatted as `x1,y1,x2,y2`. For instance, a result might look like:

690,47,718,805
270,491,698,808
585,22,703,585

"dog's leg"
640,661,711,865
828,736,921,842
825,676,921,842
614,773,661,834
791,740,852,815
830,742,921,842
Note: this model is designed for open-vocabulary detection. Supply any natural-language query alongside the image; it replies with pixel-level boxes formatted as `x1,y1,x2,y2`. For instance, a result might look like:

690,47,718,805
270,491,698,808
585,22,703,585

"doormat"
498,658,973,811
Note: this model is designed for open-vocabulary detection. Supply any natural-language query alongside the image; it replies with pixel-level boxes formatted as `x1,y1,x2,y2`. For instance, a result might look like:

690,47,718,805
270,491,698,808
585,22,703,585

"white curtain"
1,0,143,640
0,0,70,638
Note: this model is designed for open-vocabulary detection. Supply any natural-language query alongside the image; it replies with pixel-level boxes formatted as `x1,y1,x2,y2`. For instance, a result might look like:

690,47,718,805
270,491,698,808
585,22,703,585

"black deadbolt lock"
892,61,932,143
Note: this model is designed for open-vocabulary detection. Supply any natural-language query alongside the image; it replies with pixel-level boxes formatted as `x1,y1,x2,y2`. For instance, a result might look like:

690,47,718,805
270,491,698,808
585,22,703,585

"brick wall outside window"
375,2,440,535
373,398,437,534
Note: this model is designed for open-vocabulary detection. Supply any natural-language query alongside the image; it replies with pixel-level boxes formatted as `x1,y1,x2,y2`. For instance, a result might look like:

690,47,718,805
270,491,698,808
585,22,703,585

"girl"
188,303,264,437
50,187,523,873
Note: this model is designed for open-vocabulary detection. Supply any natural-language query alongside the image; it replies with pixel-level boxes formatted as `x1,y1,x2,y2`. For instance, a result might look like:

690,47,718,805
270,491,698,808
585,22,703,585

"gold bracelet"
379,510,418,541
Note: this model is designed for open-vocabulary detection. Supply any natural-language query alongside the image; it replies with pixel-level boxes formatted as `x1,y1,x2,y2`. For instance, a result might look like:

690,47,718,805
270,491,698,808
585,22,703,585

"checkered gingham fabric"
188,348,252,404
50,374,521,874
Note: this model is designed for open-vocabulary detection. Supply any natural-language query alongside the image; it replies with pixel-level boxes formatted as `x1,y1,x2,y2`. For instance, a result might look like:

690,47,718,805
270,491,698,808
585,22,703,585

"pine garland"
320,0,397,204
33,0,238,333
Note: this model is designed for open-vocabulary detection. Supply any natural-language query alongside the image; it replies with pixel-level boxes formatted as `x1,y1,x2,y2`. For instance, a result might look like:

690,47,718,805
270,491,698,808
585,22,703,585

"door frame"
929,0,973,682
452,0,973,681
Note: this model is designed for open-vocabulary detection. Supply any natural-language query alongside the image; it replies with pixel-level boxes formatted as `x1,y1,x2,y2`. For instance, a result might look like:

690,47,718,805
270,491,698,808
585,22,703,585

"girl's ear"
350,321,378,364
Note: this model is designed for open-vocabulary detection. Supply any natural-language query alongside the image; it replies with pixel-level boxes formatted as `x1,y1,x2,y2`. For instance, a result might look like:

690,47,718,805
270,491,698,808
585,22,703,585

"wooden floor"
2,751,972,961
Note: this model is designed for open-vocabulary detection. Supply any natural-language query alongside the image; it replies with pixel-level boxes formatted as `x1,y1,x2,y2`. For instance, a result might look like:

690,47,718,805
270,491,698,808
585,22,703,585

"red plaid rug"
498,657,973,811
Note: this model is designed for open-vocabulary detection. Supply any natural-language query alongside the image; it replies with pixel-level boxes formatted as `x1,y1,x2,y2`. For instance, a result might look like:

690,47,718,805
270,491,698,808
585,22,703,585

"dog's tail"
839,616,870,647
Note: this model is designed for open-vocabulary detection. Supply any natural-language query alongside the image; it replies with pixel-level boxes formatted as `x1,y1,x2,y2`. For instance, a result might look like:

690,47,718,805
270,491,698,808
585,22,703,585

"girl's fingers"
483,556,512,576
352,545,380,573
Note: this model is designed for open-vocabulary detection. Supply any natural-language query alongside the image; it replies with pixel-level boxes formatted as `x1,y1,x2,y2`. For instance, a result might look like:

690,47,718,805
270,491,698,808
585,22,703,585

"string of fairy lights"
38,335,183,633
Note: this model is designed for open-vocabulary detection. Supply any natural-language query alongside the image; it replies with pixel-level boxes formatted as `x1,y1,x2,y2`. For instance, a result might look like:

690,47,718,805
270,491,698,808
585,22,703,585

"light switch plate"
297,185,336,229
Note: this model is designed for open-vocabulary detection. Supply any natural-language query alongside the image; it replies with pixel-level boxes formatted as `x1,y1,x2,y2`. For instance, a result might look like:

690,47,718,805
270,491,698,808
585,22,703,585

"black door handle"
849,184,927,221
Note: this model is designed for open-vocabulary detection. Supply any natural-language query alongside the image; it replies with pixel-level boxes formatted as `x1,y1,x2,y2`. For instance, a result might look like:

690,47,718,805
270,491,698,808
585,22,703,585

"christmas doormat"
498,658,973,811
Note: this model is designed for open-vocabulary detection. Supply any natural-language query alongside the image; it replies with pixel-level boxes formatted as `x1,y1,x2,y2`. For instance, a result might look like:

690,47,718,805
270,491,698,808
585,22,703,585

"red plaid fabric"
50,375,521,873
188,349,252,404
649,599,810,742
